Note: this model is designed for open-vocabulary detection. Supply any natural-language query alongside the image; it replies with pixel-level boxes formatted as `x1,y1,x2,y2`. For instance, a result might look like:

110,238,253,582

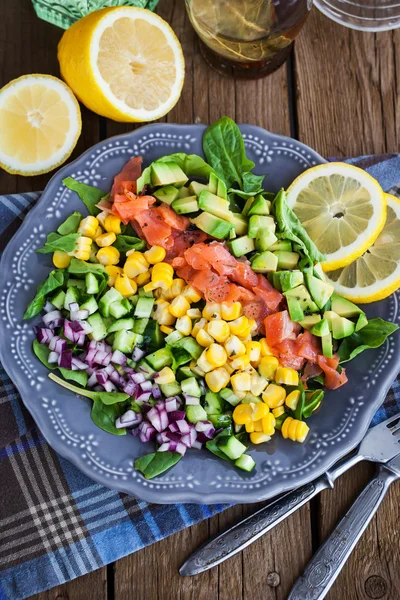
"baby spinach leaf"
157,152,216,179
58,368,88,387
338,318,399,363
274,189,325,263
37,232,80,254
48,373,129,403
113,235,146,254
57,211,82,235
303,390,324,419
96,391,131,405
24,270,66,319
32,339,57,369
206,429,233,462
91,399,126,435
242,171,265,194
135,451,182,479
294,381,306,421
203,116,255,189
68,258,105,276
63,177,106,216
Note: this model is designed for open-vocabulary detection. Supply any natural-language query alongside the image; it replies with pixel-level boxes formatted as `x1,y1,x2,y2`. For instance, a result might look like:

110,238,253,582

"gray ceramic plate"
1,124,399,504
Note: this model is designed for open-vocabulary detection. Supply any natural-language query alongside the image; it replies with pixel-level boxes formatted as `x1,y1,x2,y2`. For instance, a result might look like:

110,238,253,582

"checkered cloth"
1,155,400,600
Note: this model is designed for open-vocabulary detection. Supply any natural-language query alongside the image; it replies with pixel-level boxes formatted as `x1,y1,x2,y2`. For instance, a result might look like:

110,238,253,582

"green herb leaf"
203,116,255,189
242,171,265,194
96,391,131,405
33,339,57,369
156,152,216,179
274,189,325,263
63,177,106,216
294,381,306,421
57,211,83,235
338,318,399,363
48,373,129,404
135,451,182,479
58,368,88,387
24,270,66,319
37,232,81,254
91,398,126,435
113,235,146,254
303,390,324,418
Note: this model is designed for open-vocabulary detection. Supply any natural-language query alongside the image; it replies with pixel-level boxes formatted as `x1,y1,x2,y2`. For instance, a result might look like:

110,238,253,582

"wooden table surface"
1,1,400,599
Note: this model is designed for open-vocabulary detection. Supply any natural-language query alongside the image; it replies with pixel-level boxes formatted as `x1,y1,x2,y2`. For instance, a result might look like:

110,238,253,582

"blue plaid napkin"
1,154,400,600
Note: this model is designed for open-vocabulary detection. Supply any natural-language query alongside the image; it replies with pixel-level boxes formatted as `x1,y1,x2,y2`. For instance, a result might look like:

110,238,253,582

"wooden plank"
29,570,108,600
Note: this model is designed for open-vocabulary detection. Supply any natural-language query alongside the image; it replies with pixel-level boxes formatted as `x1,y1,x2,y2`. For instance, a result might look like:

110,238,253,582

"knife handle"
288,465,396,600
180,476,329,576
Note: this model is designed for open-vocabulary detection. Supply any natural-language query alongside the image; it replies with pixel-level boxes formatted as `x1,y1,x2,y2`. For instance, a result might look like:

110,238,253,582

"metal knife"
288,449,400,600
180,412,400,576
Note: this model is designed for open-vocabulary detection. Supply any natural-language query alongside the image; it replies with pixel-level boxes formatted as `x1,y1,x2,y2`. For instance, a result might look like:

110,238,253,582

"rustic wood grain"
29,569,108,600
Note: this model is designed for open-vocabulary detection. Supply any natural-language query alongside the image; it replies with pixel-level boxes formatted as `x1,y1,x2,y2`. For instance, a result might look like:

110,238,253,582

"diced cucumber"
218,436,247,460
165,330,184,345
66,278,86,290
137,359,156,380
64,287,80,310
181,377,201,397
134,296,155,318
99,287,123,318
107,318,135,334
209,414,232,428
138,287,153,298
173,337,203,359
159,381,182,397
85,272,99,295
186,405,208,424
133,318,149,334
219,387,241,407
235,453,256,472
145,348,172,371
141,320,163,352
177,365,194,381
50,289,66,310
242,393,263,404
204,390,224,414
112,330,139,353
87,312,107,341
109,299,131,319
80,296,98,315
130,295,139,307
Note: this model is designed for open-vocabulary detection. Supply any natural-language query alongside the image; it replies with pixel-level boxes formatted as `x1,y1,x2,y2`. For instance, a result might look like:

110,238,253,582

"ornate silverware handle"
288,466,397,600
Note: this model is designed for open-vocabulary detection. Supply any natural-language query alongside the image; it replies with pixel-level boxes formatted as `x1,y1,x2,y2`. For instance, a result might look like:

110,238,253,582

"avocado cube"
248,215,276,238
248,194,271,216
355,313,368,331
305,273,334,310
242,196,255,217
208,172,218,194
229,235,255,258
268,240,292,252
151,161,188,187
331,293,363,318
298,315,322,330
278,270,304,292
153,185,180,205
190,212,233,239
284,284,319,321
321,332,333,358
323,310,339,330
255,227,278,251
178,186,191,198
311,318,330,337
198,190,233,221
188,181,208,196
251,251,278,273
274,250,300,269
217,178,228,199
171,196,199,214
286,296,305,322
313,262,325,280
331,315,356,339
231,213,248,235
229,228,237,240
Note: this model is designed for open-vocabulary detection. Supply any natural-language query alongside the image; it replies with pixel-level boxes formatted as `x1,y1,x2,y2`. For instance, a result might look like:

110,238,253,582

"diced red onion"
176,442,187,456
192,440,203,450
165,431,181,443
181,428,197,448
72,320,93,335
36,327,54,344
132,347,145,362
115,409,142,429
103,380,116,392
69,302,80,312
130,428,140,437
105,364,115,375
152,384,161,399
168,410,186,423
70,321,84,333
48,351,59,364
135,390,151,402
96,370,108,385
50,337,67,354
63,320,76,343
93,350,112,366
138,421,156,442
124,366,135,375
70,309,89,321
51,318,65,329
165,397,179,412
130,372,146,384
123,380,138,396
158,442,179,453
156,432,170,445
76,333,86,347
58,350,72,369
183,394,200,406
140,380,152,392
155,400,165,411
111,350,127,366
195,421,215,440
147,407,168,432
85,347,97,367
87,372,98,388
168,422,179,433
43,310,63,326
195,420,214,433
43,300,55,313
176,420,191,434
71,357,88,371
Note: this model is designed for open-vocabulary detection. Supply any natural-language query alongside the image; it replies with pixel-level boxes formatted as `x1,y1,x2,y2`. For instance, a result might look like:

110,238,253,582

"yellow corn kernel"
281,417,310,443
202,303,221,320
262,384,286,408
182,285,202,303
260,338,274,356
258,356,280,380
285,390,301,410
250,373,268,396
248,319,257,335
229,316,250,337
205,343,227,368
231,372,251,392
206,319,230,343
262,413,276,435
187,308,202,319
159,278,186,300
192,318,208,338
250,432,271,444
136,270,151,286
197,350,215,373
169,296,190,318
223,362,235,375
144,245,166,264
233,403,253,425
275,367,299,386
246,341,261,364
123,252,149,278
104,265,122,286
104,214,122,235
245,421,255,433
253,419,264,432
53,250,71,269
96,232,117,247
151,262,173,290
251,403,269,421
196,329,214,348
221,302,242,321
176,315,192,336
94,225,103,239
156,367,175,385
114,274,137,297
160,325,174,335
96,245,120,266
72,236,93,260
224,335,246,358
205,368,230,393
153,299,175,326
78,216,99,239
272,406,286,418
96,210,108,227
230,355,251,370
190,359,205,377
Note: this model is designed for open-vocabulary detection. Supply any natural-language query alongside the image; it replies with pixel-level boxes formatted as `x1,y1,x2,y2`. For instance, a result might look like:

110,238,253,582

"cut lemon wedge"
58,7,185,122
286,162,386,271
325,194,400,303
0,74,81,176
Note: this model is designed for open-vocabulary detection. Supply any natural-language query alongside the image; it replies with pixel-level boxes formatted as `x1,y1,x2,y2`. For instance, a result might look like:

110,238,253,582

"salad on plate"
24,117,399,479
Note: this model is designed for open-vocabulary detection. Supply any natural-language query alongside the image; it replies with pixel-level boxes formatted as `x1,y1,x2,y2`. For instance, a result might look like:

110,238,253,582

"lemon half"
325,194,400,303
286,162,386,271
0,74,81,176
58,7,185,122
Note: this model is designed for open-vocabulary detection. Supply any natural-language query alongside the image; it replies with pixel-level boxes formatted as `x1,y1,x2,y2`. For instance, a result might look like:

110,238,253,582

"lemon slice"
324,194,400,303
58,7,185,122
0,74,81,176
286,162,386,271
